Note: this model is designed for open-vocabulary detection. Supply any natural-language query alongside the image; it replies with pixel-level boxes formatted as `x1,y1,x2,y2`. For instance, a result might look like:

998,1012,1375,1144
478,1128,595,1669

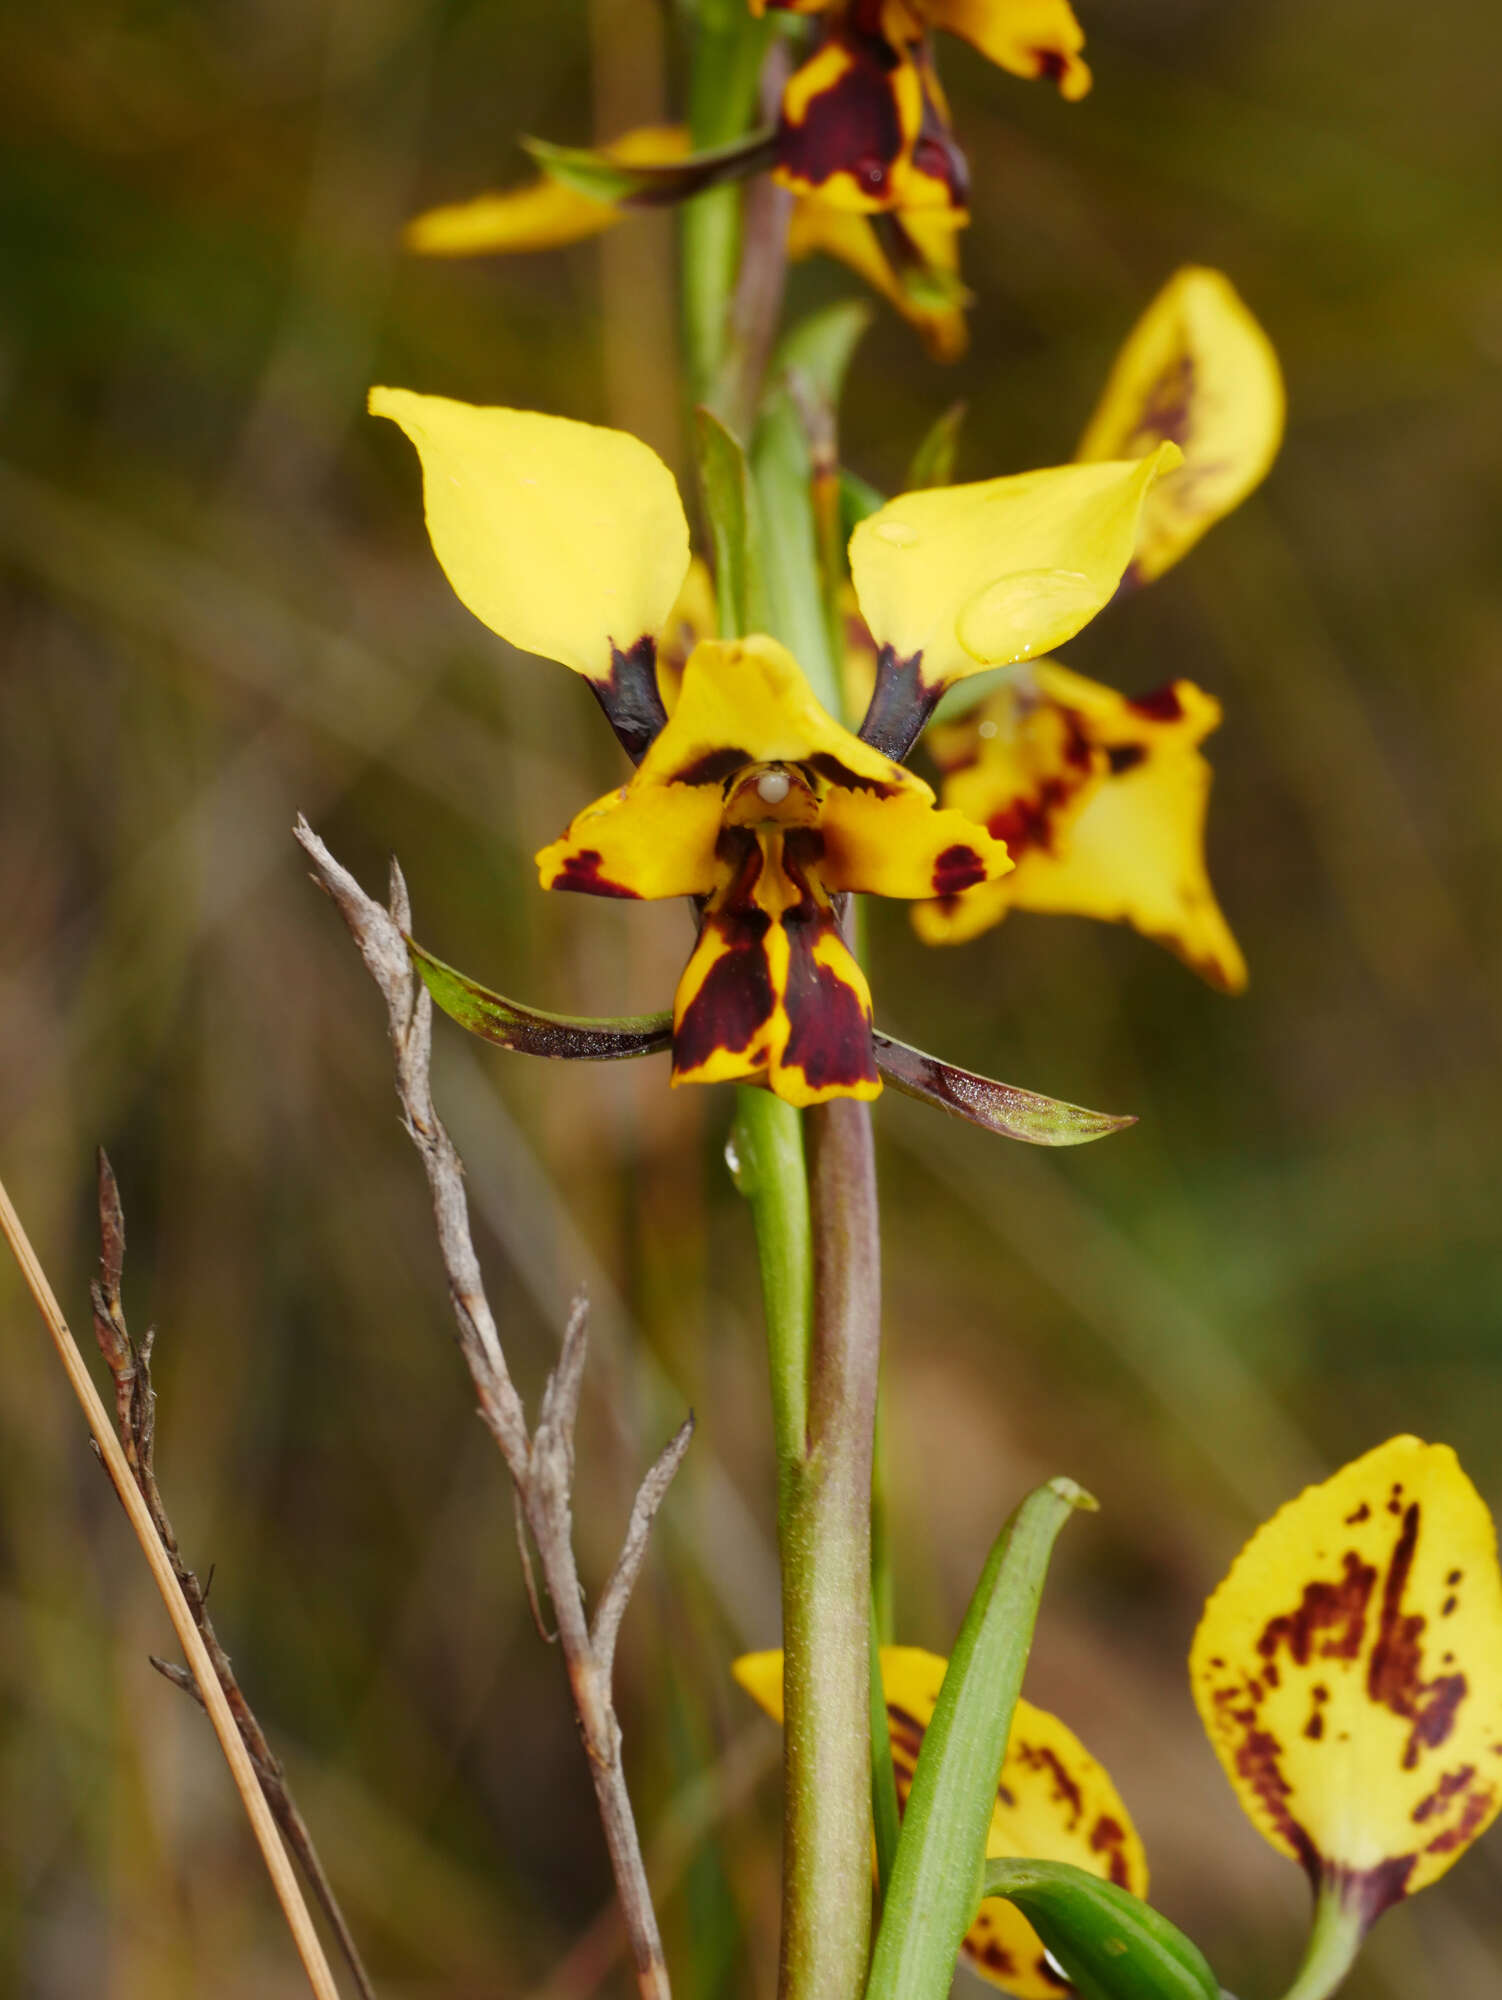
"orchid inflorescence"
330,5,1502,1998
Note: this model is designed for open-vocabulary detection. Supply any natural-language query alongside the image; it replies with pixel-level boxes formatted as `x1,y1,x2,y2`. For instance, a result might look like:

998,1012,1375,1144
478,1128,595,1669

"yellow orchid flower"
914,662,1248,992
369,387,1178,1102
735,1644,1147,1996
1191,1438,1502,1993
912,267,1283,984
750,0,1092,103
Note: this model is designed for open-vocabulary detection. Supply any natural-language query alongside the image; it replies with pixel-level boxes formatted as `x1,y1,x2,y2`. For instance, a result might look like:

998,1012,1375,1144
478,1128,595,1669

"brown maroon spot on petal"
1128,353,1197,453
778,853,877,1094
1424,1778,1496,1856
1346,1503,1372,1525
1443,1596,1458,1617
1327,1855,1417,1925
777,32,903,198
1412,1764,1476,1825
593,635,668,763
671,746,751,786
1304,1684,1331,1741
931,843,987,895
1089,1814,1134,1889
997,1781,1016,1808
674,838,774,1075
1016,1741,1084,1828
553,849,642,898
805,751,900,797
1365,1503,1470,1768
1033,47,1069,83
1127,682,1184,723
1258,1551,1377,1670
1233,1721,1320,1882
1106,742,1147,775
1447,1570,1464,1586
972,1939,1017,1978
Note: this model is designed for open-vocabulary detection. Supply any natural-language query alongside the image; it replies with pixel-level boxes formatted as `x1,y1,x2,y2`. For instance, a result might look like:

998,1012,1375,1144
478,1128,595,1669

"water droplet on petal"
977,718,999,740
724,1132,745,1187
873,518,918,548
956,568,1098,666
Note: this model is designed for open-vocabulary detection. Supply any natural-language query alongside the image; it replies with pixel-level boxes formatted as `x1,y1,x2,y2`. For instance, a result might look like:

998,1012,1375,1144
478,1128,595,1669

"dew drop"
724,1131,749,1192
977,718,999,740
955,568,1096,666
873,519,918,548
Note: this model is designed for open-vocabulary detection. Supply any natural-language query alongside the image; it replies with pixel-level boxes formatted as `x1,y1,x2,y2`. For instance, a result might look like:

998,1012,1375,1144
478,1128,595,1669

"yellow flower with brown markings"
735,1644,1146,1996
368,386,1178,1103
1192,1438,1502,1945
751,0,1092,103
910,267,1283,986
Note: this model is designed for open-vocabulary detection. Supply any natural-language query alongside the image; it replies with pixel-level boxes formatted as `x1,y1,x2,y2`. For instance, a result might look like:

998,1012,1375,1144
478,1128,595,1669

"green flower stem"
1275,1889,1365,2000
731,1088,811,1467
778,1098,882,2000
681,0,773,403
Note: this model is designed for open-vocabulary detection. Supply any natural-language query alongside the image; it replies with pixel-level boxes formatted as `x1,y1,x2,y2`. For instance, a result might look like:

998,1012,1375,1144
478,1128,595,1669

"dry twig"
0,1175,343,2000
90,1150,379,2000
295,815,691,2000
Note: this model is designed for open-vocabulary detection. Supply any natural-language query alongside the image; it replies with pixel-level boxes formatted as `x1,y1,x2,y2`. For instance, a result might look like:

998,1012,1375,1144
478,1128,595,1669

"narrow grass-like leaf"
524,130,774,208
865,1478,1097,2000
905,402,967,490
694,407,761,636
871,1030,1136,1146
409,939,672,1059
869,1603,901,1905
979,1861,1220,2000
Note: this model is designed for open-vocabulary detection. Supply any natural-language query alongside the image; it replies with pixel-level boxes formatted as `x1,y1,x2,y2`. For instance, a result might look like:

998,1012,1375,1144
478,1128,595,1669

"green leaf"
864,1478,1097,2000
839,468,887,540
979,1861,1220,2000
524,130,774,210
408,939,672,1059
869,1603,901,1906
694,406,762,637
773,300,875,410
871,1030,1136,1146
905,401,966,490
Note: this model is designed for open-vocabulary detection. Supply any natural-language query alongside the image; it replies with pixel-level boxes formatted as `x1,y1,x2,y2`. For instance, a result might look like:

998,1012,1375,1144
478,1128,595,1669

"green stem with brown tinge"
777,1098,882,2000
1276,1889,1365,2000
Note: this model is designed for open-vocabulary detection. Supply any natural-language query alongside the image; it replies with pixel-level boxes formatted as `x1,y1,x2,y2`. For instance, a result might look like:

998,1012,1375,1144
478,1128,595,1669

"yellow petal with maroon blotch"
644,635,906,791
535,774,724,902
1192,1438,1502,1922
1076,267,1284,585
925,0,1091,98
849,446,1180,708
735,1645,1146,2000
368,390,691,694
671,830,880,1105
820,782,1011,898
404,125,690,255
787,200,970,360
915,664,1246,992
775,33,935,215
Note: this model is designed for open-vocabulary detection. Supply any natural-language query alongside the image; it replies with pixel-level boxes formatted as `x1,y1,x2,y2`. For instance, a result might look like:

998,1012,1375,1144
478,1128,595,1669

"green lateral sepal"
408,938,672,1060
524,129,776,209
871,1030,1136,1146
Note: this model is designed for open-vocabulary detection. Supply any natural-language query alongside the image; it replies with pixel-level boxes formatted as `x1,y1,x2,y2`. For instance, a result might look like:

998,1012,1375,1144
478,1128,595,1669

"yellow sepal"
404,125,690,256
849,446,1181,698
734,1644,1148,1999
368,389,691,685
1191,1437,1502,1910
787,200,971,360
924,0,1091,99
915,663,1247,992
1076,266,1285,584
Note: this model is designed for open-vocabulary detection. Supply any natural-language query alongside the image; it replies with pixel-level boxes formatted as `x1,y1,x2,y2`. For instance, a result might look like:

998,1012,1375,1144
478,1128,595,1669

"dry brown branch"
89,1150,378,2000
0,1175,343,2000
295,815,689,2000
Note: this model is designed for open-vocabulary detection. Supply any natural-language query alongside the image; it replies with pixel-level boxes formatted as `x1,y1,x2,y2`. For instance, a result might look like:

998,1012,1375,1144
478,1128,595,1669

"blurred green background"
3,0,1501,1994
